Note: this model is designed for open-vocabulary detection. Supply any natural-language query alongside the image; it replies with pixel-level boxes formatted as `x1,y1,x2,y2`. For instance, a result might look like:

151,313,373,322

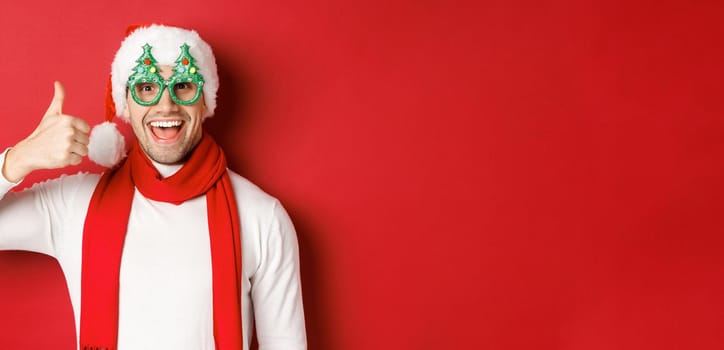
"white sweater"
0,150,306,350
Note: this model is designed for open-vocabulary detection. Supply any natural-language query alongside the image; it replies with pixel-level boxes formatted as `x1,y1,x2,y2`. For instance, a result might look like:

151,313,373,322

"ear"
200,94,211,119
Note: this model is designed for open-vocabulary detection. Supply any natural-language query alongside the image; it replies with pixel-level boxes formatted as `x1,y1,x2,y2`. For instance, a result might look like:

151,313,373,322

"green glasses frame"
127,43,206,106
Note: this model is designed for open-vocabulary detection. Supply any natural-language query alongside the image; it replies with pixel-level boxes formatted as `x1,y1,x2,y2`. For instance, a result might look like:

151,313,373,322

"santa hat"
88,24,219,167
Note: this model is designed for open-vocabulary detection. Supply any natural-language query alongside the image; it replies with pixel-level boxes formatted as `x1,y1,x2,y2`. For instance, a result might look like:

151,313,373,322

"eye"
171,82,199,102
136,83,157,93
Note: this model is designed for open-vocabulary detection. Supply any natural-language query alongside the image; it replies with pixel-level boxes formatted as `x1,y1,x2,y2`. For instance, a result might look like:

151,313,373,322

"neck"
151,160,183,178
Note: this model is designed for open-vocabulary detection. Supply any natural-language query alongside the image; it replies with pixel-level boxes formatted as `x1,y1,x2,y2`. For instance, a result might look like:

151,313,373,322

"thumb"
44,81,65,117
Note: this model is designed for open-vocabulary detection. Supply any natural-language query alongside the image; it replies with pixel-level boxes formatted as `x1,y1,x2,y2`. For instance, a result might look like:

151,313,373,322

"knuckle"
59,129,75,142
58,114,71,124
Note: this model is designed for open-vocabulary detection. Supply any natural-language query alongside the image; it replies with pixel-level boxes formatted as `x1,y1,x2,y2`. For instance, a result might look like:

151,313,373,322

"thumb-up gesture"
2,82,91,183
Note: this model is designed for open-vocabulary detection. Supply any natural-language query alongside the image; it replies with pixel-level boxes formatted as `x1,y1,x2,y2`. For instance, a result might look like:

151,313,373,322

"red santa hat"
88,24,219,167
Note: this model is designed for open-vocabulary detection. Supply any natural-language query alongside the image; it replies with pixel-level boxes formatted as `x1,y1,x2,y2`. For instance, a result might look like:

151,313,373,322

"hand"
2,82,91,183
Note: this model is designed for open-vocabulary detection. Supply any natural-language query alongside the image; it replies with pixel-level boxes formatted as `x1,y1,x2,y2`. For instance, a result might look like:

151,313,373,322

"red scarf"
79,132,242,350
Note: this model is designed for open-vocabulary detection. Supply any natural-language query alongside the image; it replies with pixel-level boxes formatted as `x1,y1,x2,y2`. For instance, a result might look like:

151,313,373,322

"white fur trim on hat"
88,121,127,167
111,24,219,120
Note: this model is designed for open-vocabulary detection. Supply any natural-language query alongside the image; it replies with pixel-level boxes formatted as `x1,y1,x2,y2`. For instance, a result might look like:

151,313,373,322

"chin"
150,151,188,165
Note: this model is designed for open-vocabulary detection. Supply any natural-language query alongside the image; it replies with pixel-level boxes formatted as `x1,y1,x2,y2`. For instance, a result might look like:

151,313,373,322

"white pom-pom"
88,121,126,167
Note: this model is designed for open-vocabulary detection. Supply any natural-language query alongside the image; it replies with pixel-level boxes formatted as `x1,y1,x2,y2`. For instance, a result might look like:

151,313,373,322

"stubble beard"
141,140,194,165
136,112,198,165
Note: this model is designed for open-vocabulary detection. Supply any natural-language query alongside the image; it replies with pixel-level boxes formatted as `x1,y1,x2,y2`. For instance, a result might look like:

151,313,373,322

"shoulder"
28,171,101,200
5,172,103,216
226,170,284,220
226,169,295,238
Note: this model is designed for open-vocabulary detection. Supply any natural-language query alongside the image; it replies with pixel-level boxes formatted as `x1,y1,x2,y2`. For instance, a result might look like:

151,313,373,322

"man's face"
123,65,207,164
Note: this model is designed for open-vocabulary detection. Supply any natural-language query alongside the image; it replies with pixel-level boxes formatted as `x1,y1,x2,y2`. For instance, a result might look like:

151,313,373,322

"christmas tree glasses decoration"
127,43,206,106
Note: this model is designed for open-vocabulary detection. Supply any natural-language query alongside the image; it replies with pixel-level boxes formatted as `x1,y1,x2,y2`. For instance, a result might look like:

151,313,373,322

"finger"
69,142,88,158
68,153,83,166
71,117,91,134
73,129,90,146
44,81,65,117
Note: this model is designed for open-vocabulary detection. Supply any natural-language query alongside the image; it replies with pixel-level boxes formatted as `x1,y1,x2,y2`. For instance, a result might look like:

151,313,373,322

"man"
0,24,306,350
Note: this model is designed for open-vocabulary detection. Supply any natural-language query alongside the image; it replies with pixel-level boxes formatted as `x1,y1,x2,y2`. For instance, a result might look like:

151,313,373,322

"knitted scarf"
79,132,242,350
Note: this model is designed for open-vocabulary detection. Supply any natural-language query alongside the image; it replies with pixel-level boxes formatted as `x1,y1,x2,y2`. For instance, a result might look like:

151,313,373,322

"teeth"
149,120,183,128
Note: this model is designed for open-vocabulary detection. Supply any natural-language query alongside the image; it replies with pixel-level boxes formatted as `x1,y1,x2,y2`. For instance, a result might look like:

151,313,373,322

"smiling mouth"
148,119,185,143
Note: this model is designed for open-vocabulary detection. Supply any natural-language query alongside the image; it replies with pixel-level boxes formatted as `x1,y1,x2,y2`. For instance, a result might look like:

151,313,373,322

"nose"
155,86,179,112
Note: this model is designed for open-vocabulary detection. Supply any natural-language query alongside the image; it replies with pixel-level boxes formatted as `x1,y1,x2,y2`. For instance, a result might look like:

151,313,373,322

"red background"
1,0,723,349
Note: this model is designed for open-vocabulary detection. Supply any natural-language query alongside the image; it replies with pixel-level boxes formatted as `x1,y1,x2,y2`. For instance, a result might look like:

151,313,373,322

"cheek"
127,105,148,123
186,107,205,126
122,103,130,120
128,110,149,134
